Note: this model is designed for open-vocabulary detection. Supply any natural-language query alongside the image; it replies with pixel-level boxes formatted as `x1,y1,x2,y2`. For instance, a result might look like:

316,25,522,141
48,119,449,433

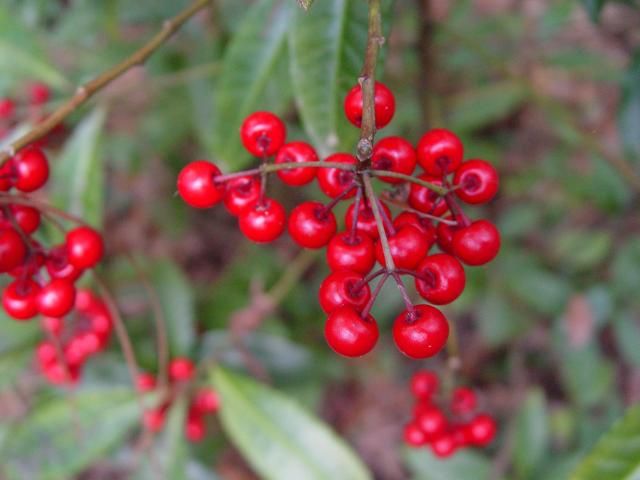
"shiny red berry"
324,306,378,357
404,423,427,447
416,129,463,176
393,212,437,246
408,175,447,215
0,97,15,119
36,341,58,366
0,228,26,273
2,279,41,320
374,224,429,270
13,147,49,192
452,220,500,266
177,160,225,208
240,111,286,157
316,153,356,199
414,254,466,305
430,434,458,458
46,246,83,282
7,205,41,234
192,388,221,414
467,414,497,446
136,372,157,393
371,136,416,183
37,279,76,318
65,226,104,269
168,357,195,382
29,83,51,105
410,370,439,399
326,232,375,274
223,176,261,216
343,81,395,129
451,387,477,415
416,406,448,438
275,141,318,186
143,408,166,432
288,201,336,249
238,198,286,243
453,159,499,204
185,412,206,442
436,217,458,254
393,304,449,359
318,270,371,313
345,200,391,239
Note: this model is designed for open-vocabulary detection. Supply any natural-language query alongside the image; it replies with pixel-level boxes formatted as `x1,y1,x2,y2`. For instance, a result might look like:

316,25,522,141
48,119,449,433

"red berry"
408,175,447,215
453,159,499,204
416,129,463,176
46,247,83,282
143,408,166,432
177,160,225,208
168,357,195,382
392,304,449,359
288,201,336,249
326,232,375,274
413,400,433,419
404,422,427,447
65,226,104,269
240,111,286,157
410,370,439,399
430,434,458,458
185,412,206,442
136,372,157,393
345,200,391,239
192,388,221,414
343,81,395,129
451,220,500,266
374,225,429,270
324,306,378,357
29,83,51,105
238,198,286,243
318,270,371,314
2,279,41,320
13,147,49,192
37,279,76,318
36,341,58,366
275,141,318,186
223,176,261,216
393,212,437,246
316,153,356,199
8,205,41,234
0,228,26,273
436,217,459,254
42,361,81,385
451,387,477,415
0,97,15,119
467,414,497,446
371,137,416,183
416,406,448,438
41,316,63,335
414,254,466,305
0,160,15,191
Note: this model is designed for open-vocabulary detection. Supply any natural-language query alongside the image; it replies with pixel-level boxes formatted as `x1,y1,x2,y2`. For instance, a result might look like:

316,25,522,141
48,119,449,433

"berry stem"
391,271,415,317
376,195,395,235
321,184,357,216
360,272,389,318
0,192,86,226
370,169,448,196
352,267,387,293
362,173,395,271
214,161,357,185
349,186,363,244
444,192,471,227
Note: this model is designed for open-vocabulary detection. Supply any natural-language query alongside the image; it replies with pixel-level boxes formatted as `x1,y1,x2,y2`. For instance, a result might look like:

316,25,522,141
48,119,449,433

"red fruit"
0,160,15,191
451,220,500,266
414,254,466,305
451,387,477,415
41,316,63,335
240,111,286,157
410,370,439,400
46,247,83,282
316,153,356,199
0,97,15,119
408,175,447,215
393,212,437,246
343,81,395,129
36,341,58,366
42,361,81,385
192,388,221,414
430,434,458,458
168,357,195,382
223,176,261,216
238,198,286,243
345,200,391,239
29,83,51,105
374,224,428,270
37,279,76,318
318,270,371,314
65,226,104,269
64,336,90,366
2,279,40,320
185,412,206,442
324,306,378,357
467,414,497,446
413,401,433,419
416,406,448,438
275,141,318,186
0,228,26,273
436,217,458,254
404,423,427,447
177,160,225,208
416,129,463,176
371,137,416,183
136,372,157,393
13,147,49,192
0,205,41,234
143,408,166,432
392,304,449,359
453,159,499,204
288,201,336,249
326,232,375,274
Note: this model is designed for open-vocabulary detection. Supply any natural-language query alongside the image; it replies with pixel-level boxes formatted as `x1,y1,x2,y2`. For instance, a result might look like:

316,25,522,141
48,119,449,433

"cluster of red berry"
404,370,497,458
36,289,113,384
176,81,500,361
138,358,221,443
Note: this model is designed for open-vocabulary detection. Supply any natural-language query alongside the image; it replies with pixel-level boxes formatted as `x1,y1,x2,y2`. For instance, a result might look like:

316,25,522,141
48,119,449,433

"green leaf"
553,230,612,272
571,404,640,480
0,348,32,390
514,389,549,479
150,259,196,356
213,0,291,168
580,0,607,23
613,310,640,366
404,447,491,480
447,81,528,132
0,387,140,480
619,50,640,158
52,108,106,228
611,239,640,301
288,0,369,156
212,367,371,480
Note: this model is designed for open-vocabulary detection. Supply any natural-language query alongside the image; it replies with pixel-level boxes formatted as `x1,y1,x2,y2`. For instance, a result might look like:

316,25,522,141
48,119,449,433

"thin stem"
0,0,211,163
391,271,415,315
444,192,470,227
376,195,395,235
362,173,395,270
0,193,86,225
349,186,363,244
353,267,387,293
321,184,356,214
214,161,356,184
361,272,389,318
370,170,448,195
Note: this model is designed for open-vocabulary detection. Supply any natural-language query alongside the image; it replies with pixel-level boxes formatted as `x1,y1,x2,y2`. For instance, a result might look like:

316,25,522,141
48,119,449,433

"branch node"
357,138,373,162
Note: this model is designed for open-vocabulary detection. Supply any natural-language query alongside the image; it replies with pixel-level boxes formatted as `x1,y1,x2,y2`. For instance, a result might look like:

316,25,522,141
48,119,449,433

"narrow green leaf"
404,447,491,480
0,388,140,480
212,367,371,480
514,389,549,479
52,108,106,228
571,404,640,480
